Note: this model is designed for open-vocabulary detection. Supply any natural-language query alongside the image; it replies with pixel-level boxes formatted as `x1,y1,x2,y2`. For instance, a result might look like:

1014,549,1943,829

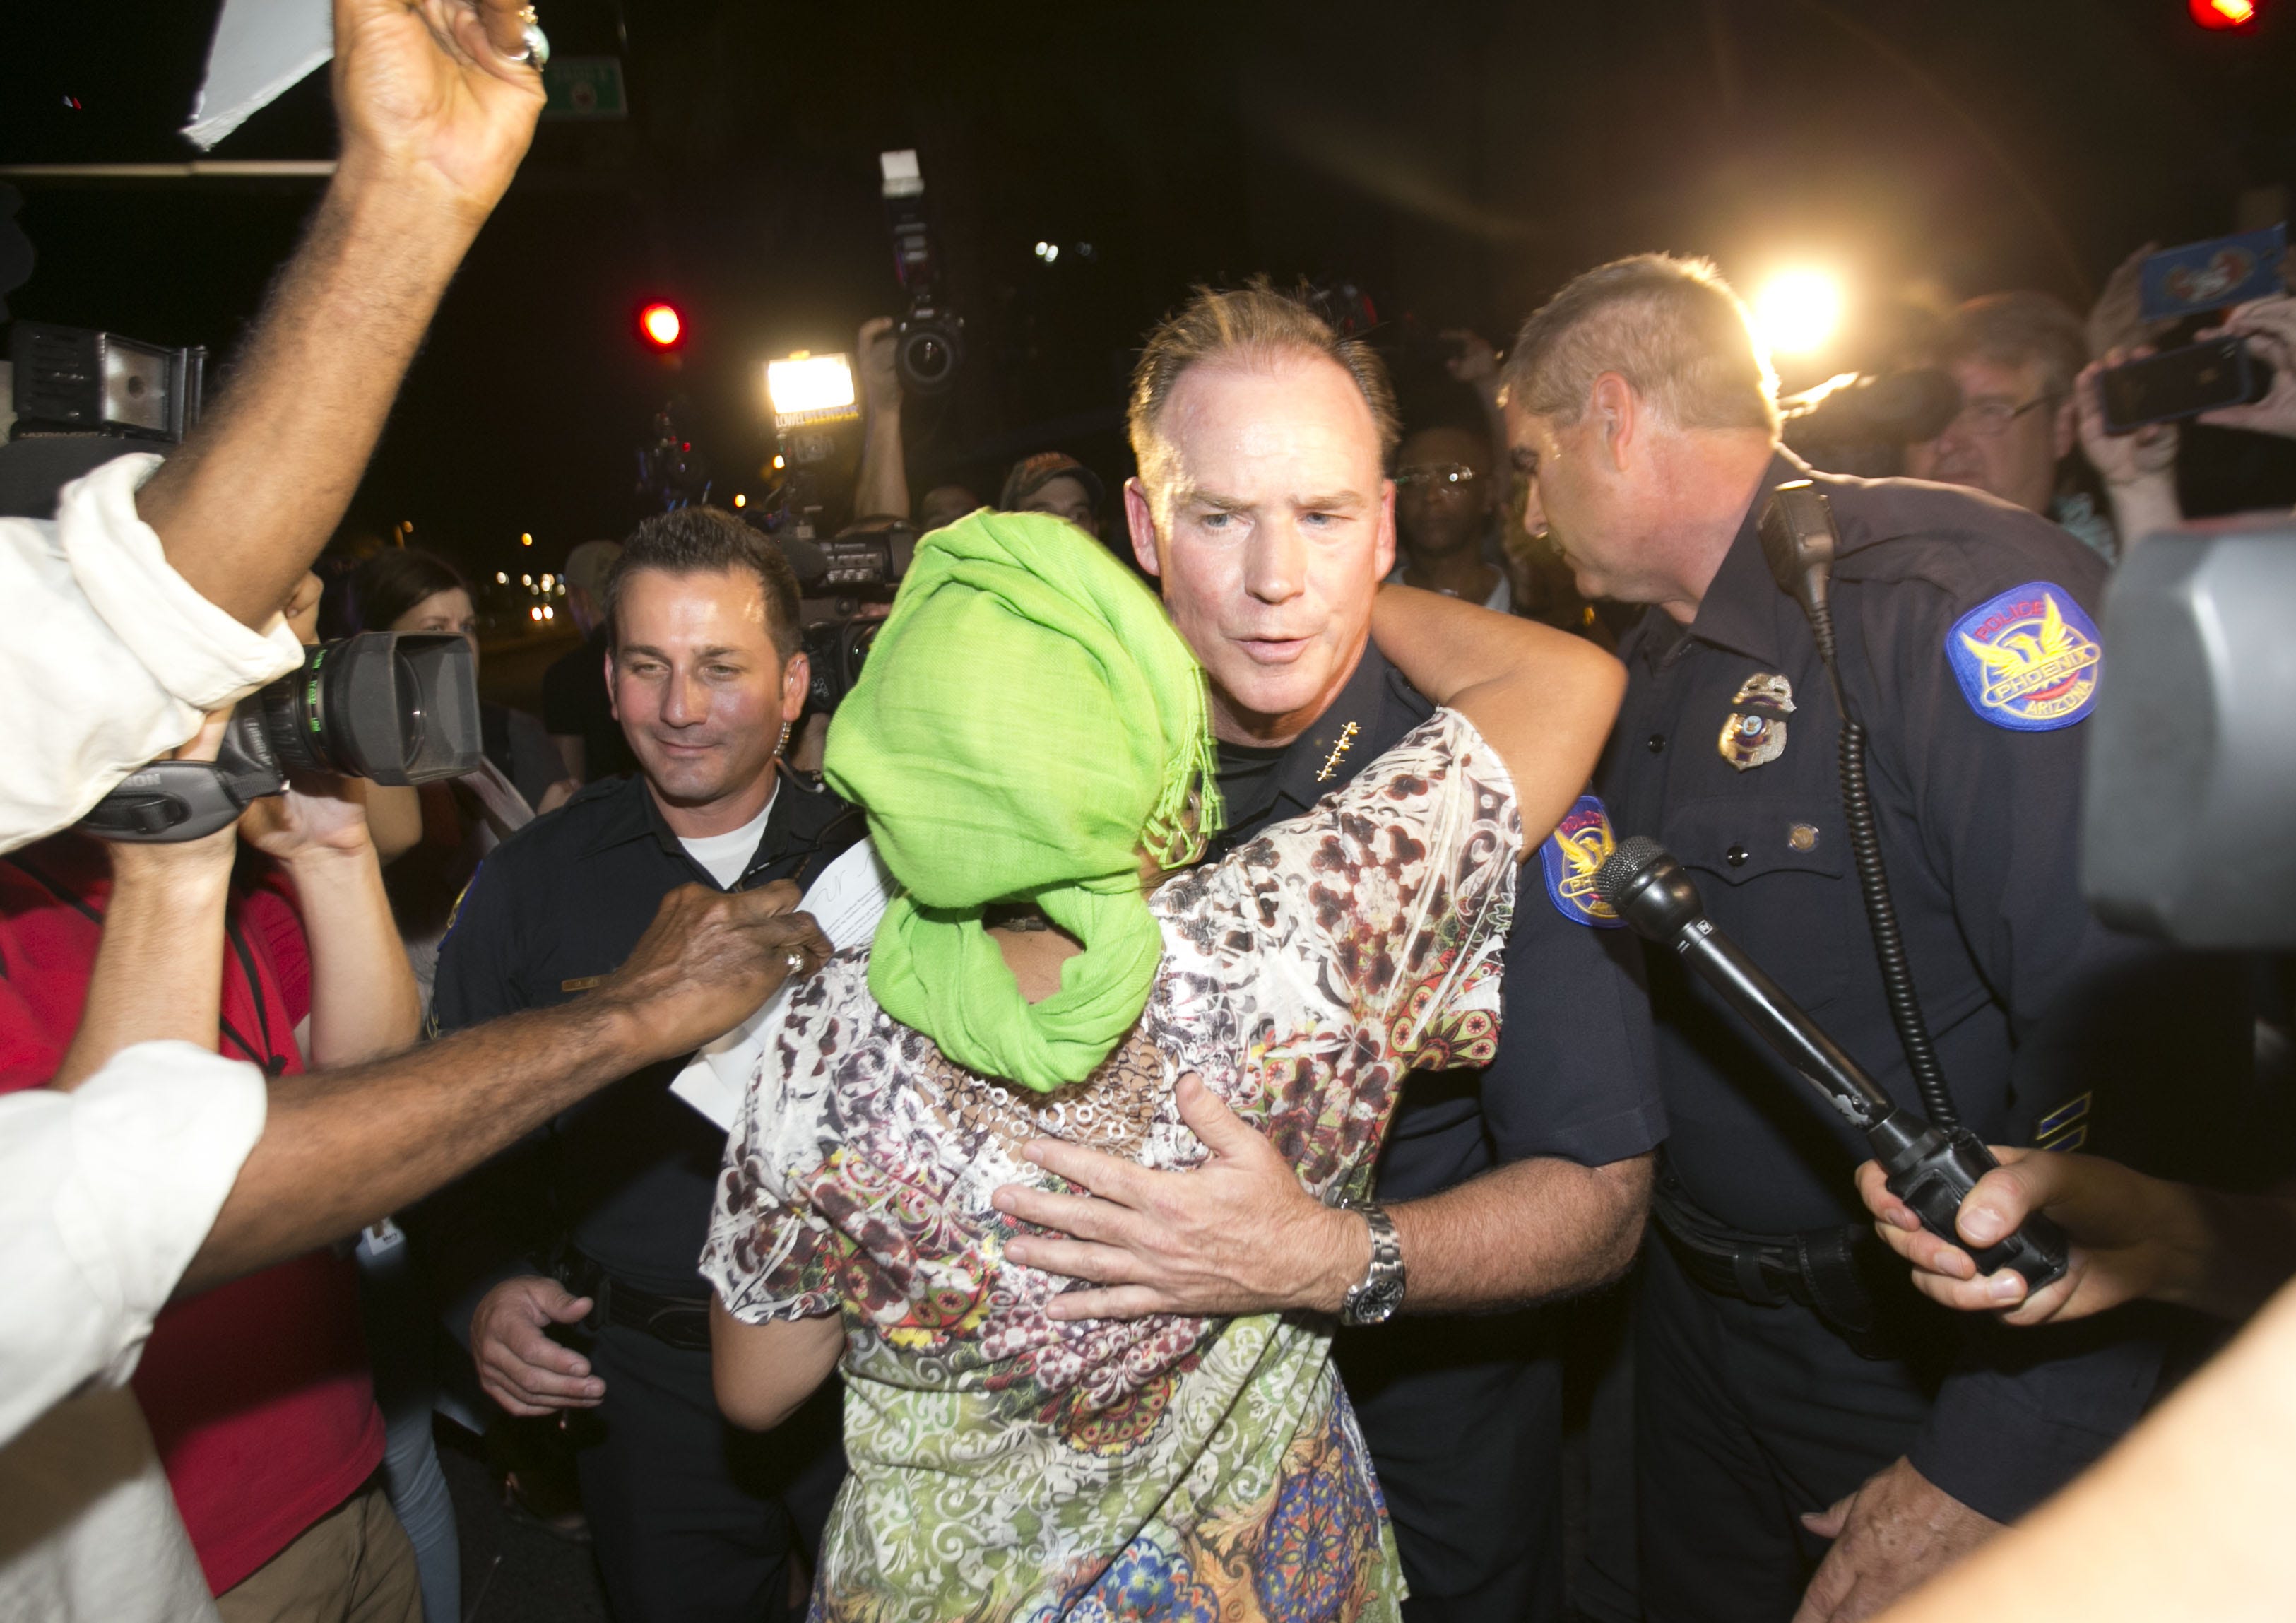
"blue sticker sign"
1541,794,1624,928
2138,225,2285,321
1946,583,2103,732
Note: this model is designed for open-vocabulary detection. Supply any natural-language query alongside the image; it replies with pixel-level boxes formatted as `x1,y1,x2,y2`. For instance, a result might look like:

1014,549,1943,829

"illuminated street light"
521,532,533,547
733,492,747,509
529,606,543,621
1752,269,1843,359
496,572,508,584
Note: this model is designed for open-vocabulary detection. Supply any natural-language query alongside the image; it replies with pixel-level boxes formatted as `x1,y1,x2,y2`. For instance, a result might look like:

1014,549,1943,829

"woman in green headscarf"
704,510,1621,1623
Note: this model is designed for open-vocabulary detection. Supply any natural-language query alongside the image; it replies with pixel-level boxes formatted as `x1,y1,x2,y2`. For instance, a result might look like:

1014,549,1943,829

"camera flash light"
767,351,860,432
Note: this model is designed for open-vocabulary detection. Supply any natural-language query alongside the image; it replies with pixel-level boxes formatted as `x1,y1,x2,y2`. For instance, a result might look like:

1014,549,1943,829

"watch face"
1348,1277,1406,1326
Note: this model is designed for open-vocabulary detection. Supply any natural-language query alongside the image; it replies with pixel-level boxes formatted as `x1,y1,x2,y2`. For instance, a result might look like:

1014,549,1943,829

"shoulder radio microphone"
1595,835,2068,1291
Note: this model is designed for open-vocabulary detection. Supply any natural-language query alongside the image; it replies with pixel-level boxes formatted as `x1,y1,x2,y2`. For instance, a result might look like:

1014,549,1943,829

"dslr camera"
880,150,964,397
81,633,483,842
778,517,917,716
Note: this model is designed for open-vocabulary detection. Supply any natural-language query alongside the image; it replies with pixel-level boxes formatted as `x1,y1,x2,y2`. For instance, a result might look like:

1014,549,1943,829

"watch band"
1337,1198,1407,1326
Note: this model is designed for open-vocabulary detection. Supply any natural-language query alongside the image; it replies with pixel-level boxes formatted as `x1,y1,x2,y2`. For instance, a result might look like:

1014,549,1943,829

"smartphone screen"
2100,336,2268,433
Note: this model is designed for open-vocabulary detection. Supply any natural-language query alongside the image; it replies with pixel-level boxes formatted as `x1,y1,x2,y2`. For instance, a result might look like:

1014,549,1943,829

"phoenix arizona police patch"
1946,583,2103,732
1541,794,1624,928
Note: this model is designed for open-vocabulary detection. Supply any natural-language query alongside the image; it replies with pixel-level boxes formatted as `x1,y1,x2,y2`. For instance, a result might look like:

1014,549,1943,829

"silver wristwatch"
1336,1198,1407,1326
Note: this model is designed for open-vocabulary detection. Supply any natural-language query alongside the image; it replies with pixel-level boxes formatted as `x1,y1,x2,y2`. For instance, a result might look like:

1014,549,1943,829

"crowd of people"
4,4,2296,1623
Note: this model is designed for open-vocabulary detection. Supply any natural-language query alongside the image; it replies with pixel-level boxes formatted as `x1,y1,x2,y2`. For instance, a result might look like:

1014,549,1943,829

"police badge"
1717,672,1794,771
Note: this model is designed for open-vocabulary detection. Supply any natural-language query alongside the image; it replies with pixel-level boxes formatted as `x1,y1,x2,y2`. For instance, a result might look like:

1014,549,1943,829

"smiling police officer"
1502,254,2251,1623
422,508,861,1623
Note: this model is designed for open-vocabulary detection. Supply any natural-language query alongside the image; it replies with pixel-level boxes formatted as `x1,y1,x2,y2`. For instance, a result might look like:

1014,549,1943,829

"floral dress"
702,710,1522,1623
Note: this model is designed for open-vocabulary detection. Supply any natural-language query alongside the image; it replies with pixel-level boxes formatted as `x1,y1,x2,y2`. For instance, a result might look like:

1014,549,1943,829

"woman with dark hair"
350,548,572,811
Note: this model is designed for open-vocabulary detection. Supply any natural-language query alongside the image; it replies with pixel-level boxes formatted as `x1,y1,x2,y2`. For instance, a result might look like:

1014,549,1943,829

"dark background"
6,0,2295,589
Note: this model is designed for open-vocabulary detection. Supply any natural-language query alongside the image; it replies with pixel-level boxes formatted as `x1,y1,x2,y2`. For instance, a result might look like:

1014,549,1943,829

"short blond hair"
1128,281,1400,498
1503,254,1779,435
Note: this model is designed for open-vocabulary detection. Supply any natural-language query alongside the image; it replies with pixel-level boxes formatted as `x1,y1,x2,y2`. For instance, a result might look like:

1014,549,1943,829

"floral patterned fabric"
703,710,1522,1623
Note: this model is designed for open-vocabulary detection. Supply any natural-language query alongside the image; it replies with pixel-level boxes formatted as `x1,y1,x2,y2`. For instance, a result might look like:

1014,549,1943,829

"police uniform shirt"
1598,451,2251,1519
427,770,865,1298
1207,642,1666,1196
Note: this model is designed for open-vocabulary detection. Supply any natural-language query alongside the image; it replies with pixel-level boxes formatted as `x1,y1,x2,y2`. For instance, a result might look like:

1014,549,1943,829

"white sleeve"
0,1043,268,1450
0,453,304,856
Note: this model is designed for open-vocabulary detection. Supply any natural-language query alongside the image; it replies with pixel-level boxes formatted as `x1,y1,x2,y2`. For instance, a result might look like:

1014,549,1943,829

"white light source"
542,606,554,620
765,351,859,431
1043,243,1058,264
529,606,542,621
496,572,508,584
1752,269,1843,358
540,573,554,588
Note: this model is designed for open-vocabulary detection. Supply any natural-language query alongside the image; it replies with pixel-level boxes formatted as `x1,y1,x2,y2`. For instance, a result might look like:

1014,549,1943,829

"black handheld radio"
1596,838,2069,1289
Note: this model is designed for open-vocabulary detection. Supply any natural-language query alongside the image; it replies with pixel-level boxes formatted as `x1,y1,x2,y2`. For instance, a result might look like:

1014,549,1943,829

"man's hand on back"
594,880,832,1066
993,1073,1368,1320
472,1275,605,1415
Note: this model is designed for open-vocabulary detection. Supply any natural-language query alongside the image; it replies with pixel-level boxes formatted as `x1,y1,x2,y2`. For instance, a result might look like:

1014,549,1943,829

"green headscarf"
822,510,1224,1094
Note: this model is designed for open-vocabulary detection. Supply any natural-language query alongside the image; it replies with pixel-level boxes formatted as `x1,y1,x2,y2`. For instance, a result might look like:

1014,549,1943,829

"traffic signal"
2190,0,2259,28
637,301,684,350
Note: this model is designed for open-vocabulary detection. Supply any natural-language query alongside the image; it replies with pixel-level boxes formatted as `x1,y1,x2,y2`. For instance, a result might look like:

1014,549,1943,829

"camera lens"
897,319,961,396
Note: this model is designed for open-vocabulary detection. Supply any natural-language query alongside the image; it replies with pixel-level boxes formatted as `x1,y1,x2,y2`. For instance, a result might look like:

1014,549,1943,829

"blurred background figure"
916,483,983,531
1902,293,2117,560
349,548,571,1011
998,451,1104,539
543,538,634,786
1390,423,1508,610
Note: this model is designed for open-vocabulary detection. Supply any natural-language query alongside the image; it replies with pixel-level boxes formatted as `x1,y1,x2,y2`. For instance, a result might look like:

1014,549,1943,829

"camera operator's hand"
2201,295,2296,441
471,1275,605,1415
2085,242,2177,360
2076,346,2184,551
859,316,902,415
240,774,377,866
333,0,546,223
1442,329,1503,396
592,881,832,1063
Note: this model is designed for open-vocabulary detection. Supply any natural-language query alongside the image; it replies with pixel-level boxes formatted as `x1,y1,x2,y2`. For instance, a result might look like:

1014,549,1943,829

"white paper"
184,0,333,151
670,839,894,1131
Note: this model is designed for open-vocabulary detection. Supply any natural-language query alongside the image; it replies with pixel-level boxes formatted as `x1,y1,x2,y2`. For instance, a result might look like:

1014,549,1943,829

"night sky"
6,0,2295,594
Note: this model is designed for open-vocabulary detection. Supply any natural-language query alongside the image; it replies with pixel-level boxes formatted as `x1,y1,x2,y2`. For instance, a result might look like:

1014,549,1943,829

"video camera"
880,150,963,397
778,516,917,716
11,320,206,442
80,633,483,842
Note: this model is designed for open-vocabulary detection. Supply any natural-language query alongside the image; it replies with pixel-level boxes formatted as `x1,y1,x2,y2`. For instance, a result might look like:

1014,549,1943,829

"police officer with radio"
422,509,861,1623
1503,255,2250,1623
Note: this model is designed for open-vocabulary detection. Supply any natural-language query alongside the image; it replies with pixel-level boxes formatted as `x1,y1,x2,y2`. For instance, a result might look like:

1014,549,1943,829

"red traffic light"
2191,0,2258,28
638,302,684,350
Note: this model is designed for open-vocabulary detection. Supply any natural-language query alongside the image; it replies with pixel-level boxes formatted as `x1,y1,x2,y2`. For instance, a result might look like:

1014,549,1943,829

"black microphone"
1595,836,2067,1291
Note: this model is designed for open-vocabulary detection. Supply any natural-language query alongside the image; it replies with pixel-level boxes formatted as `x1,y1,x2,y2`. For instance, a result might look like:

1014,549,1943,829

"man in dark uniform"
424,508,863,1623
993,284,1666,1623
1503,254,2249,1622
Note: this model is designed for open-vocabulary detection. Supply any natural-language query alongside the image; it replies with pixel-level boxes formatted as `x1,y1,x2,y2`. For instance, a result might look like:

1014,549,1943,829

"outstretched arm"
136,0,543,627
179,881,829,1295
1369,584,1624,853
851,317,912,521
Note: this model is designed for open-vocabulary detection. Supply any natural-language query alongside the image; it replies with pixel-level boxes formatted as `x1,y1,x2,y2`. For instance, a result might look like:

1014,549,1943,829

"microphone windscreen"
1594,835,1665,909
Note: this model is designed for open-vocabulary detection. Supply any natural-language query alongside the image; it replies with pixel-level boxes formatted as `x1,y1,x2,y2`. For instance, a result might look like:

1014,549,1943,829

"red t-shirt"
0,836,386,1595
